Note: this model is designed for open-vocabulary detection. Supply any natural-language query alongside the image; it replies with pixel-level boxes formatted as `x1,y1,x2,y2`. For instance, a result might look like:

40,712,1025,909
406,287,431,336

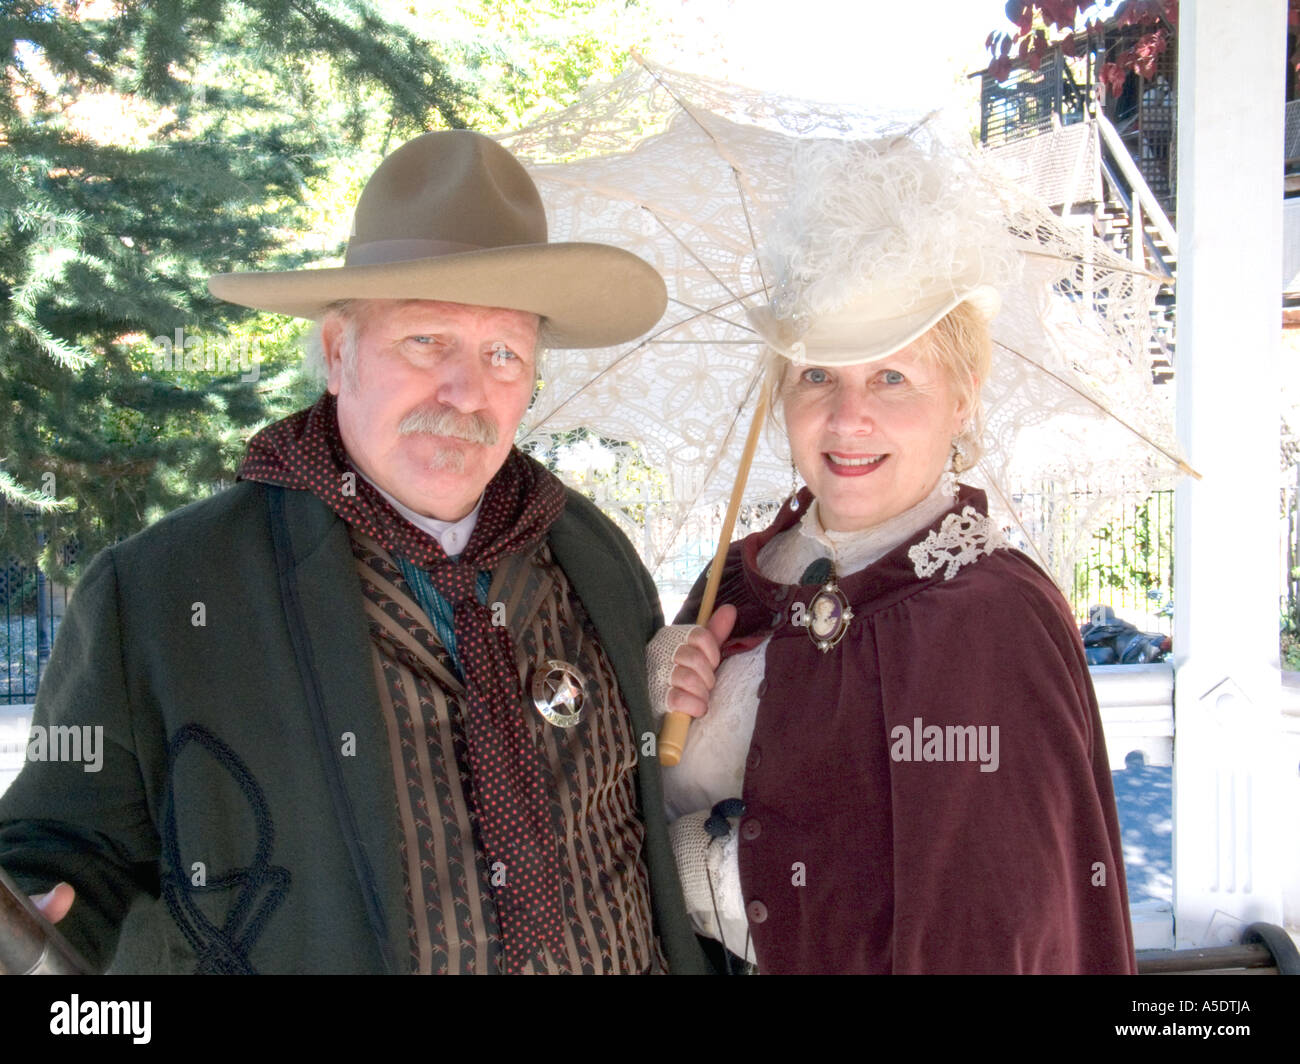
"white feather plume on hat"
751,126,1021,365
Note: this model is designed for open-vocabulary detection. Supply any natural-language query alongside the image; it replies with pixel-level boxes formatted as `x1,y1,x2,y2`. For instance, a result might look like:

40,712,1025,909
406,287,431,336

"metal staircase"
982,114,1179,385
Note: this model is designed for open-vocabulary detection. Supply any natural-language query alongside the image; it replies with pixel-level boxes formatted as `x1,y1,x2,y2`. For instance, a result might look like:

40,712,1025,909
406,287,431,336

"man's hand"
31,882,75,924
666,605,737,719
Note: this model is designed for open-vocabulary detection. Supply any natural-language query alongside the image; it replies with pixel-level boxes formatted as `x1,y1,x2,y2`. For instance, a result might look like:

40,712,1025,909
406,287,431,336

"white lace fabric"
908,506,1010,580
500,61,1185,591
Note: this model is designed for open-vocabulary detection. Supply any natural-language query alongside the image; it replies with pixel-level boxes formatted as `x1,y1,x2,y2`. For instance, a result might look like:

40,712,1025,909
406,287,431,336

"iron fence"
0,483,1178,702
2,559,68,705
1009,481,1174,635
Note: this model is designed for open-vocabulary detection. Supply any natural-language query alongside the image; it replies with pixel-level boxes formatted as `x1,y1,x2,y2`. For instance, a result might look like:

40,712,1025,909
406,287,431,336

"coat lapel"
270,485,407,973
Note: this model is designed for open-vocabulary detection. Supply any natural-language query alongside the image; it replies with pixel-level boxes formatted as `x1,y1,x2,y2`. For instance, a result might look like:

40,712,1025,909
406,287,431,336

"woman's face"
781,335,967,532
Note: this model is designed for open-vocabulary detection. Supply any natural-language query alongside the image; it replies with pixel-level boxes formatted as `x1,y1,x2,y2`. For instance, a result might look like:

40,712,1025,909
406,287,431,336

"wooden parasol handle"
658,376,773,767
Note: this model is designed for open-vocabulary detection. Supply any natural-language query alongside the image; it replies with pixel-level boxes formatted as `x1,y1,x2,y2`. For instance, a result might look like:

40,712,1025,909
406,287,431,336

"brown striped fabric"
350,528,665,974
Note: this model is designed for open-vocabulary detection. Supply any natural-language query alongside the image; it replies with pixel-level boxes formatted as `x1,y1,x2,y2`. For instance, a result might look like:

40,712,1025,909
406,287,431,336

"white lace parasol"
500,58,1189,594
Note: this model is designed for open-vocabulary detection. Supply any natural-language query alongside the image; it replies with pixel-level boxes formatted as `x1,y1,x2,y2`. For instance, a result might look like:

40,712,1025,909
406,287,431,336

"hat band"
748,284,1002,366
345,238,484,267
746,304,808,362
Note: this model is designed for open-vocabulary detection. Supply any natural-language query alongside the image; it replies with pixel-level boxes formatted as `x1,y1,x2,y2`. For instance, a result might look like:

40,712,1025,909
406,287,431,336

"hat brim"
207,242,666,349
791,285,1003,366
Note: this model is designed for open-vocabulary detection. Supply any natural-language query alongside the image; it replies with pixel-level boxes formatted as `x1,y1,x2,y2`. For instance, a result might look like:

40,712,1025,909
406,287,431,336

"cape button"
741,818,761,841
770,611,783,629
746,900,768,924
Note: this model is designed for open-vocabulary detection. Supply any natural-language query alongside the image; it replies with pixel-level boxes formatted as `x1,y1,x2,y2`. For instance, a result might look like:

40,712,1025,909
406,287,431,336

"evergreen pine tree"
0,0,476,577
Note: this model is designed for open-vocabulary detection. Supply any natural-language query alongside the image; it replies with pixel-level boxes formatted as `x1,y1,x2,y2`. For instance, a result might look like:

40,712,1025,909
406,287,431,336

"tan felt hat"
207,130,667,348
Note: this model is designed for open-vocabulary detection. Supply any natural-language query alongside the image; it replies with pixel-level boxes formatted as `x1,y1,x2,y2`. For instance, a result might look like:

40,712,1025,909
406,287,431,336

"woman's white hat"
748,280,1001,366
748,132,1014,366
208,130,667,349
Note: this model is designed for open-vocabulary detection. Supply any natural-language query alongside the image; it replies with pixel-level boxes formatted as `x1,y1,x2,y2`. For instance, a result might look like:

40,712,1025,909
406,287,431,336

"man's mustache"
397,406,498,445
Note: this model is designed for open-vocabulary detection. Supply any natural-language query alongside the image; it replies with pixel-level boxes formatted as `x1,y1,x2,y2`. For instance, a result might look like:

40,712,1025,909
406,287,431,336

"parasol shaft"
659,375,774,767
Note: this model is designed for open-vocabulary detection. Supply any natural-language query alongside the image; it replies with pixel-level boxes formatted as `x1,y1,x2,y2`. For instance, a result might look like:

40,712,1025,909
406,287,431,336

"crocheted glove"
645,624,698,719
668,810,746,934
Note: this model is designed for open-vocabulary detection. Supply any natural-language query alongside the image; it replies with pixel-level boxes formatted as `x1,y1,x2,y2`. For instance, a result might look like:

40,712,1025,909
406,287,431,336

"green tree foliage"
440,0,654,129
0,0,646,580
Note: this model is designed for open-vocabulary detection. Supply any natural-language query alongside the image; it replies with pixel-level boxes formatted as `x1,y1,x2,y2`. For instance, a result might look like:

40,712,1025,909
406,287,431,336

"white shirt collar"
792,479,955,576
360,473,483,559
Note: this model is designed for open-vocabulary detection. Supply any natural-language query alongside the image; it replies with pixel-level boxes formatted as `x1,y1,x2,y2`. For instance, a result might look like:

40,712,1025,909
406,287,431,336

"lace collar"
758,480,956,585
737,483,1008,614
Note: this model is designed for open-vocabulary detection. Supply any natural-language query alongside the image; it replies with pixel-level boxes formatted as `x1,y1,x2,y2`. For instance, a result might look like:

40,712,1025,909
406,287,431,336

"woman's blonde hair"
765,298,992,472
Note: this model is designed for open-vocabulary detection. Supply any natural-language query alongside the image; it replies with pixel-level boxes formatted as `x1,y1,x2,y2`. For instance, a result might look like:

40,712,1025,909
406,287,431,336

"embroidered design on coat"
160,724,290,974
908,506,1008,581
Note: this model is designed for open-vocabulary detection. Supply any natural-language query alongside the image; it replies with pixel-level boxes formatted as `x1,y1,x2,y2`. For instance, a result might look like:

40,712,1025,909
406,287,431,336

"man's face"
324,299,540,521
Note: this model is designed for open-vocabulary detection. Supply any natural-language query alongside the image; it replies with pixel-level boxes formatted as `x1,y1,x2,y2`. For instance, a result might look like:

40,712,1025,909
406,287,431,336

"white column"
1173,0,1288,946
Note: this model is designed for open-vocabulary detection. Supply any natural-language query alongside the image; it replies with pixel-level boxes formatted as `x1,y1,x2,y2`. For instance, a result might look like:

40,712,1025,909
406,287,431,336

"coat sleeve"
878,557,1137,974
0,546,162,972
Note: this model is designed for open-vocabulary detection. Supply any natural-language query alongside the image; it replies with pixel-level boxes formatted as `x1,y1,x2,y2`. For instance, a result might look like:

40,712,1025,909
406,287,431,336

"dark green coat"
0,481,709,974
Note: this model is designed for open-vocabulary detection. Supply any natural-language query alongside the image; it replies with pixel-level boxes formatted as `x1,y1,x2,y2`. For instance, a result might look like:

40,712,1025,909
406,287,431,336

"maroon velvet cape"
676,485,1138,974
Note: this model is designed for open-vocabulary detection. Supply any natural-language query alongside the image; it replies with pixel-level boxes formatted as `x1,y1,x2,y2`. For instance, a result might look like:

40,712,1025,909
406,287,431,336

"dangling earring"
940,446,959,500
789,459,801,512
941,431,970,500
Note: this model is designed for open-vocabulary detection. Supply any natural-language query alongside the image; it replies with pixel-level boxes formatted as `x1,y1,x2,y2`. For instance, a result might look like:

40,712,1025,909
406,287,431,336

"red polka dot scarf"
239,392,569,972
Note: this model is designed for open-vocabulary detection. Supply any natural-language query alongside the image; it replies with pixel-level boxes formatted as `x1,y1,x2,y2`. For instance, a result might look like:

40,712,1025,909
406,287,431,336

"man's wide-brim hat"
208,130,667,348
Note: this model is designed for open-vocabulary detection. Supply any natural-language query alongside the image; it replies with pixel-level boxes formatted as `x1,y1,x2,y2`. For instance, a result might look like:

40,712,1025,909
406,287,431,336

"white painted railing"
1092,663,1174,950
1283,197,1300,295
1093,662,1174,769
1096,114,1179,256
1279,674,1300,936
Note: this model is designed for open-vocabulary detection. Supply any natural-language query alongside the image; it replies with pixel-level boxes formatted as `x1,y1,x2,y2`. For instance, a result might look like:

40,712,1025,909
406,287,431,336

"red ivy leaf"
1060,34,1077,58
1135,32,1160,58
1028,51,1043,73
1135,55,1156,79
1100,61,1127,96
990,56,1013,82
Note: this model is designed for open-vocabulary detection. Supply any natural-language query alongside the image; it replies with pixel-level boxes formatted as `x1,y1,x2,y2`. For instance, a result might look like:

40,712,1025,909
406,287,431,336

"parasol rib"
523,291,764,432
1021,247,1171,284
650,210,745,306
993,338,1200,479
977,465,1062,590
659,374,775,767
531,169,759,257
645,367,768,572
634,54,772,303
